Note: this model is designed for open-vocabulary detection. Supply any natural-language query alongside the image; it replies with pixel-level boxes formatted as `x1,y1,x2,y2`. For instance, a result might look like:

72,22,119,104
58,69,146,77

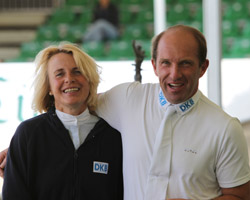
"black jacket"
93,2,119,27
3,108,123,200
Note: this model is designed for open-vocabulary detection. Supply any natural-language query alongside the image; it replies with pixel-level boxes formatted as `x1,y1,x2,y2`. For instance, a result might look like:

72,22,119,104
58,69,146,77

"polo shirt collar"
158,89,201,115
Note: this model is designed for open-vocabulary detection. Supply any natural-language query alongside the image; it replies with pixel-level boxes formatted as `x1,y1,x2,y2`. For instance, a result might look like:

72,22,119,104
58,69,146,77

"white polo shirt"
97,82,250,200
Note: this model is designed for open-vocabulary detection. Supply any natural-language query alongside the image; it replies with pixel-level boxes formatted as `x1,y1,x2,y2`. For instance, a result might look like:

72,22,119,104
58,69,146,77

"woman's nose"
65,74,75,83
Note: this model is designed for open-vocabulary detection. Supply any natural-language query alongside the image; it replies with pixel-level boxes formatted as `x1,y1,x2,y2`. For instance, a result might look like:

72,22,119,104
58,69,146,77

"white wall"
0,59,249,150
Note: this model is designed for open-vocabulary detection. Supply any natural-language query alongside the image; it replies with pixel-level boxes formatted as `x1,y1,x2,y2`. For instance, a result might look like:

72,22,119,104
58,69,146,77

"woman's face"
47,52,90,115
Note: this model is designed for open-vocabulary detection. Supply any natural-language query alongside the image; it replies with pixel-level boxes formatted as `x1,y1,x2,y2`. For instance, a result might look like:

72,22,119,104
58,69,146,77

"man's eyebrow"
179,59,194,63
159,58,170,62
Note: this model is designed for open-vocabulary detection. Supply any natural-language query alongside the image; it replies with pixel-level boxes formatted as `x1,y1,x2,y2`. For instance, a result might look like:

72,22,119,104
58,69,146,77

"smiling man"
96,25,250,199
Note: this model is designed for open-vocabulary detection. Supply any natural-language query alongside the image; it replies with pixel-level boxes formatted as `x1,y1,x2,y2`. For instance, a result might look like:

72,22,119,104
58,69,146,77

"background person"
82,0,119,42
2,43,123,200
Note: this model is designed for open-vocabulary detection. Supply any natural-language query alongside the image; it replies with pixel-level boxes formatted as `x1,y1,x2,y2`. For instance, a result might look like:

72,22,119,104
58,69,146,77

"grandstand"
1,0,250,62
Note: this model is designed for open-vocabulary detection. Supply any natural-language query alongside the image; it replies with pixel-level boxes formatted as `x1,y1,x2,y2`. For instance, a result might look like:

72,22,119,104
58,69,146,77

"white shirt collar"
55,108,100,149
158,89,201,115
56,108,93,126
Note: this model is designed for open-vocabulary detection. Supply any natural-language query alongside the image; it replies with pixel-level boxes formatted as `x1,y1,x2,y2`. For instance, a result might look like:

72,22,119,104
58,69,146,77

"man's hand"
0,148,8,178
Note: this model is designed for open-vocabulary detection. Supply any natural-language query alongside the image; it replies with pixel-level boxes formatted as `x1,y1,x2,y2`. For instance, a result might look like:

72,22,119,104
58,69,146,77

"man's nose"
169,65,181,80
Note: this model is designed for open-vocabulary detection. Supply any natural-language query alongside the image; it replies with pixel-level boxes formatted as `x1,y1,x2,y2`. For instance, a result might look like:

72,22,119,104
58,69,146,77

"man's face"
152,30,208,104
100,0,109,7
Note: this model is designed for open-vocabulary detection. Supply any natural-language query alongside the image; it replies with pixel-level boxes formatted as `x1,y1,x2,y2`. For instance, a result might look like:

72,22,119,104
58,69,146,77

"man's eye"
162,61,170,65
181,61,192,66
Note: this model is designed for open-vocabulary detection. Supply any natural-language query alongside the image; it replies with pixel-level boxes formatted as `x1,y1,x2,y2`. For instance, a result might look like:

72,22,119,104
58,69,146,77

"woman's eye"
56,73,63,77
74,70,82,74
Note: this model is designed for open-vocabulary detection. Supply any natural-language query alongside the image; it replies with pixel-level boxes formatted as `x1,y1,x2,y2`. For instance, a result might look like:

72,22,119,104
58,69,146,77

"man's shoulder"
198,93,238,122
104,82,159,94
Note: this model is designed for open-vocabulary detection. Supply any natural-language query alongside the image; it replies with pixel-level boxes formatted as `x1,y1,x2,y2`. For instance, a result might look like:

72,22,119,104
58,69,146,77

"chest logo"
93,161,109,174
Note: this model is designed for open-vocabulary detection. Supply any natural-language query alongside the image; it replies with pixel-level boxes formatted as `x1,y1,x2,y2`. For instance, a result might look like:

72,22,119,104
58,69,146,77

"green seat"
223,2,248,20
108,40,134,60
68,25,86,42
57,24,75,42
82,41,105,58
49,7,76,25
222,20,239,37
65,0,90,6
242,22,250,37
75,9,92,25
122,0,143,5
120,10,134,24
189,20,203,32
135,8,154,23
187,2,202,22
19,41,44,61
122,24,149,40
222,37,235,58
230,37,250,58
167,3,189,23
57,24,86,43
36,25,59,42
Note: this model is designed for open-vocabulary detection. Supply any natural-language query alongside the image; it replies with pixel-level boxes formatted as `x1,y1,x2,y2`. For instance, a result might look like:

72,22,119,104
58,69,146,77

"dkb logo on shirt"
159,90,167,106
179,99,194,112
93,161,109,174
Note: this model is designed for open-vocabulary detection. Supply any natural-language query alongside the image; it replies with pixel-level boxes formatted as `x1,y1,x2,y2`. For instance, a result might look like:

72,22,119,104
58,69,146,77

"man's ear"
199,59,209,78
151,59,158,76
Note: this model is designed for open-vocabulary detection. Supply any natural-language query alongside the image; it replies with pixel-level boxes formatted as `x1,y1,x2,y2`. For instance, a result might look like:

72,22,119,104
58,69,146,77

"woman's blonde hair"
32,42,100,114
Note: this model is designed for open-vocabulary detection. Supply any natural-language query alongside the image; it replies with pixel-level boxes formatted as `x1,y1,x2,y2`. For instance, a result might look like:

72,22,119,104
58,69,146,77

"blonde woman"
2,43,123,200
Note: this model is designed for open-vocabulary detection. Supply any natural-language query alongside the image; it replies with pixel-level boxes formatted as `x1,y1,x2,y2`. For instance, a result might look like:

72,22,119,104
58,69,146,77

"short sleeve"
96,82,133,130
216,118,250,188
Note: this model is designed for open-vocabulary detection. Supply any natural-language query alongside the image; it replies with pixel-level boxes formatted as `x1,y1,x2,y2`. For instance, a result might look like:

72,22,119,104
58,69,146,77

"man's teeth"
64,88,79,93
169,83,182,87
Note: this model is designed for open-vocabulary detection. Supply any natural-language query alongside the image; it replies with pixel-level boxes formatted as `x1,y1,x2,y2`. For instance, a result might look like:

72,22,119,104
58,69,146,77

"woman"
2,43,123,200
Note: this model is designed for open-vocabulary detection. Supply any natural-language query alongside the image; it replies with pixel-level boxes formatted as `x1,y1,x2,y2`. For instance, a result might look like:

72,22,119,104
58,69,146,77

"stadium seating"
8,0,250,62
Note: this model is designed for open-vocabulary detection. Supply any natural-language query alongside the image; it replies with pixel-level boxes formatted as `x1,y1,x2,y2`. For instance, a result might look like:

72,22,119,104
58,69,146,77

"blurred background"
1,0,250,62
0,0,250,194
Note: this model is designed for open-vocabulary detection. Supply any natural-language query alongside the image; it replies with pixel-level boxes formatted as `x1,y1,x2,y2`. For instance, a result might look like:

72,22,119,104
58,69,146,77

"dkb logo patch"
93,161,109,174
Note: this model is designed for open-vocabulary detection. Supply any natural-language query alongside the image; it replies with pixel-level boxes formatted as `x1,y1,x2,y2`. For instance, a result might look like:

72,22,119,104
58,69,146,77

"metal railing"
0,0,65,10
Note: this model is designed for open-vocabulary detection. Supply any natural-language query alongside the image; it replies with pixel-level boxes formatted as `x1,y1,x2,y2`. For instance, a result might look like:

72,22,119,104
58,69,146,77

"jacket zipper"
73,150,78,199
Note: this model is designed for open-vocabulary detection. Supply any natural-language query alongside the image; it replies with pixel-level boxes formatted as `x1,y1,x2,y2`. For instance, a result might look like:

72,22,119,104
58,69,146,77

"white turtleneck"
56,108,100,150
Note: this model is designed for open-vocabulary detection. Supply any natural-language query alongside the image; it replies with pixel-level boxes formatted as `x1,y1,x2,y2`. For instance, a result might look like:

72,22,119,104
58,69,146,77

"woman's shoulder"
16,113,50,133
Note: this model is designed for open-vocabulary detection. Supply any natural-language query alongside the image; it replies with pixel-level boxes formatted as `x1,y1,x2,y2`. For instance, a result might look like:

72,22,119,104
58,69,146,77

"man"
0,148,7,177
1,25,250,199
96,25,250,199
